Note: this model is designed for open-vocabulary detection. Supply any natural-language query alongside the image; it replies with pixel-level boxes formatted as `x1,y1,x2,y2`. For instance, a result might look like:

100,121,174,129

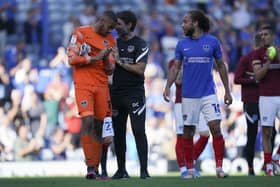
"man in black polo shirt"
110,10,150,179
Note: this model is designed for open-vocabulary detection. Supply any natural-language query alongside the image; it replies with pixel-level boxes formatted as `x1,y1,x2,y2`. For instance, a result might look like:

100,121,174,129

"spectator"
50,128,71,160
49,47,72,85
62,16,80,47
43,71,69,138
64,95,81,149
11,58,32,92
231,0,251,30
79,6,96,26
0,0,16,35
43,87,60,139
7,89,25,130
4,40,26,73
14,125,41,161
0,0,16,55
23,90,47,141
23,8,42,54
0,114,16,161
0,62,10,108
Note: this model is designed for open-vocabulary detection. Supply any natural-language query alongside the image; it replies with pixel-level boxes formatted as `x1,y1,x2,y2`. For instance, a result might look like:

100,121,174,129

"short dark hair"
103,10,117,23
260,24,274,34
117,10,137,32
188,9,210,32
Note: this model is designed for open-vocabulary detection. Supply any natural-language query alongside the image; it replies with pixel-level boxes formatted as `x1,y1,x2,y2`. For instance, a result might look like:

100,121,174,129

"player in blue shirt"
163,10,232,178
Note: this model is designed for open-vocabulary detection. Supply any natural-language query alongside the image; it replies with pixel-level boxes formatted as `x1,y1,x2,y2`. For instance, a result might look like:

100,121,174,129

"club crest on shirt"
262,116,268,122
127,45,135,53
80,100,88,107
203,44,210,52
103,40,109,46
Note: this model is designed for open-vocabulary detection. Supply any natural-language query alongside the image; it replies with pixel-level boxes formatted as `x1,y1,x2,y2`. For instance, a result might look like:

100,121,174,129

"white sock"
188,168,195,174
216,167,222,172
180,166,187,173
266,163,273,171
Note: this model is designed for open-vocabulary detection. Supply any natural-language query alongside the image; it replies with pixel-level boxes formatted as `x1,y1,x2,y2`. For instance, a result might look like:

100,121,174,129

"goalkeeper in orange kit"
67,11,117,179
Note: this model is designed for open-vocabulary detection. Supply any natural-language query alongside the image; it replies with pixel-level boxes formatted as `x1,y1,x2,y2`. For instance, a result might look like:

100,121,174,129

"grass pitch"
1,176,279,187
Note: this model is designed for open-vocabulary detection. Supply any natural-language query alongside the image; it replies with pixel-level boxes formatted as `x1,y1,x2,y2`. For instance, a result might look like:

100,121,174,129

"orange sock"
81,135,95,167
92,139,102,170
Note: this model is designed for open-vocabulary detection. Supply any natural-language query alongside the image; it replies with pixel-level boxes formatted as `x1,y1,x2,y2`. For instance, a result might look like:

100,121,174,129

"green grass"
1,176,279,187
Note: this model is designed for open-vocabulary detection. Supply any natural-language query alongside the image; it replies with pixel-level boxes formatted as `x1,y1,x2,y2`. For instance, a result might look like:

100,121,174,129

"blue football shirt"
175,34,223,98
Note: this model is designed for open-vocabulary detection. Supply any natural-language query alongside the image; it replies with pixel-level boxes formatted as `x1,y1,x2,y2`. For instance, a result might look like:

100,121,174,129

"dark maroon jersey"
168,59,182,103
251,46,280,96
175,83,182,103
234,51,259,102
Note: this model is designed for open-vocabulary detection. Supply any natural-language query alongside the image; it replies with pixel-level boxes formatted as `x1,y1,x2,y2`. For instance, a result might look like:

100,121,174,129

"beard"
117,28,130,37
185,27,195,37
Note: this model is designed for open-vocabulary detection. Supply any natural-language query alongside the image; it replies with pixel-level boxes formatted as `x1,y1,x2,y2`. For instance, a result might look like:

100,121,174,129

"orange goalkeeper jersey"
67,26,116,86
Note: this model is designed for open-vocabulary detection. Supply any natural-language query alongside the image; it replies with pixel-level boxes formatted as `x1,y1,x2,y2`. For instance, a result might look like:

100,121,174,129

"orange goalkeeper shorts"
74,85,112,119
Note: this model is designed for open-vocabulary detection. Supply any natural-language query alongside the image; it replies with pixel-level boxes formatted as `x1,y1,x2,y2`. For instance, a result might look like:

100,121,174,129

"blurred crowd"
0,0,279,164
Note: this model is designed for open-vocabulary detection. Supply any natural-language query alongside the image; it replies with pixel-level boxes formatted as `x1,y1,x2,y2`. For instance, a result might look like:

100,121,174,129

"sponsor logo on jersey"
128,45,135,52
188,57,211,63
183,114,188,121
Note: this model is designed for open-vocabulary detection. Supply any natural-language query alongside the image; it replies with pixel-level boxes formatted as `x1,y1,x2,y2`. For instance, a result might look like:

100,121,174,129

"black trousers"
111,94,148,172
243,102,259,168
243,102,276,169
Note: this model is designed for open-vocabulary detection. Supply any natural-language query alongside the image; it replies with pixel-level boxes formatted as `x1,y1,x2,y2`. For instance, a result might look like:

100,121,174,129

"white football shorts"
174,103,209,135
182,94,222,126
259,96,280,127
